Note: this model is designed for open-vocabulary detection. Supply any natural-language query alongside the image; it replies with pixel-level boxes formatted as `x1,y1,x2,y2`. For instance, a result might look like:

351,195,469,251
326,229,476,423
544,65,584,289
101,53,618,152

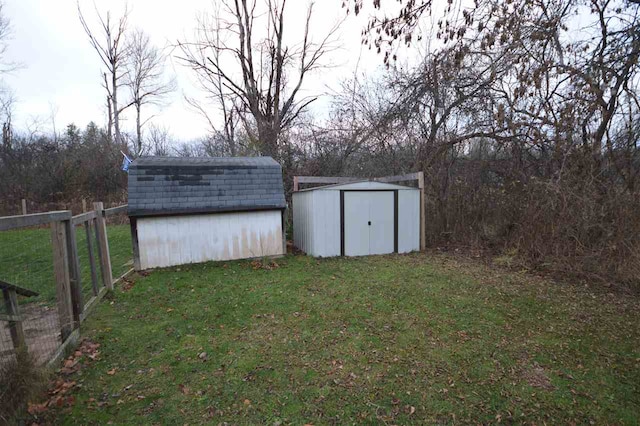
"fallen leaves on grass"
28,339,102,421
121,277,136,292
27,377,77,416
250,259,280,270
59,339,101,375
206,406,223,418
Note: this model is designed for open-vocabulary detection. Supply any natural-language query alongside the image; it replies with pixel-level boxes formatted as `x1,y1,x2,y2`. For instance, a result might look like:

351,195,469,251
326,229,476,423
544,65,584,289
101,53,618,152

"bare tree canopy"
0,1,15,146
0,1,15,74
145,123,172,156
125,29,176,154
78,1,130,145
178,0,339,159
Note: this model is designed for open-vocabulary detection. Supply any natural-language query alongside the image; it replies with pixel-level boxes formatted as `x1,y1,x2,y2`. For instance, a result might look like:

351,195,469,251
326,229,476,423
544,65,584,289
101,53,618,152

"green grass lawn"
48,253,640,424
0,225,131,305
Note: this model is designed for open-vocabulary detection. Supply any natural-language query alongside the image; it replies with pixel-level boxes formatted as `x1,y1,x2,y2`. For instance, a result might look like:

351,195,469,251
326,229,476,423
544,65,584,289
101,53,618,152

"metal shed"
292,179,422,257
128,156,286,269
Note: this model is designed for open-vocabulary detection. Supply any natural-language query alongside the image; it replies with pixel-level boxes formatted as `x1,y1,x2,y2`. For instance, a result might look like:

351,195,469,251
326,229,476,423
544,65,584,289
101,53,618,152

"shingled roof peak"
132,156,281,168
127,156,286,217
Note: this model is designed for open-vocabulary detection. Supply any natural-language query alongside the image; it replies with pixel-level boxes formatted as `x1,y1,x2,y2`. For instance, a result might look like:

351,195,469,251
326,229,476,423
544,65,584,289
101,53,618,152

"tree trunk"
106,95,113,143
257,122,279,159
136,102,142,154
112,69,121,145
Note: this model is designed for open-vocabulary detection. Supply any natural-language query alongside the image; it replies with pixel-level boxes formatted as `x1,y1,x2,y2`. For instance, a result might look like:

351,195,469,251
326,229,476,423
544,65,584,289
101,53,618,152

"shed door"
343,192,370,256
343,191,396,256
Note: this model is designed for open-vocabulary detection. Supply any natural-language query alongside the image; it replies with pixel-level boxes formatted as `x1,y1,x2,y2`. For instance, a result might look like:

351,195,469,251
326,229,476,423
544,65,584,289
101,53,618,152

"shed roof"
128,156,286,217
296,181,419,192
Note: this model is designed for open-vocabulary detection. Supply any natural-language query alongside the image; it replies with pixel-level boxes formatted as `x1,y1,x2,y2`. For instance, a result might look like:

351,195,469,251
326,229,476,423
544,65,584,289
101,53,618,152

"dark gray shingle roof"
128,156,286,217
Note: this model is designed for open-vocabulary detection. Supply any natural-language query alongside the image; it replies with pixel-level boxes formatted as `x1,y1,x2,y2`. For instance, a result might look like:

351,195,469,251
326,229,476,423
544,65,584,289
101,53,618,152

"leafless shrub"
0,349,49,424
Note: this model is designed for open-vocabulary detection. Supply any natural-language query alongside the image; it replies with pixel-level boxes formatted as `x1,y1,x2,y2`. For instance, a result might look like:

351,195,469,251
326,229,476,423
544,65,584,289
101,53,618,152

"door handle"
368,221,371,226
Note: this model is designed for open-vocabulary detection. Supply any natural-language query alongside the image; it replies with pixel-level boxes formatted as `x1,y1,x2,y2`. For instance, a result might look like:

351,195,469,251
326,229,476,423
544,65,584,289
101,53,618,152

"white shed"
128,156,287,270
292,181,421,257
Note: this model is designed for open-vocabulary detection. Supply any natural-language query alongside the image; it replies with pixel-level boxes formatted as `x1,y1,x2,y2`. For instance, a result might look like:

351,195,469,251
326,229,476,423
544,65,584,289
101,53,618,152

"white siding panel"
311,190,341,257
305,192,315,254
137,210,284,269
293,191,314,255
367,192,396,255
398,190,420,253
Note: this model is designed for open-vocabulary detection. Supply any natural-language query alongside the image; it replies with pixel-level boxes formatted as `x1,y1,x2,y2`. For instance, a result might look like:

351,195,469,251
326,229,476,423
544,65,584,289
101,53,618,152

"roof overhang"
128,204,286,219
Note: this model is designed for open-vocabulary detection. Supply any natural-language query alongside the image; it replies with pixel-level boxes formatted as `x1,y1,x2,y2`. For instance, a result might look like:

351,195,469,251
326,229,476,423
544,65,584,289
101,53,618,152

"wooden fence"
0,281,38,353
0,204,131,367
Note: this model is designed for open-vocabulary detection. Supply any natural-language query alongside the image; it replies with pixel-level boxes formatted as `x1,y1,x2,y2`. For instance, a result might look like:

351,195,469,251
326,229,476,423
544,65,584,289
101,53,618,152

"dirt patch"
1,303,61,366
521,363,555,390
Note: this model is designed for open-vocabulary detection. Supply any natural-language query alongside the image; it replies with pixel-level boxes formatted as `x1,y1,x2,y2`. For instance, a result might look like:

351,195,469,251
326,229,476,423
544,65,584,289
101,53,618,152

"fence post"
21,199,27,215
130,217,141,271
51,219,74,341
94,202,113,290
3,287,26,350
82,199,87,213
65,219,83,323
418,171,426,251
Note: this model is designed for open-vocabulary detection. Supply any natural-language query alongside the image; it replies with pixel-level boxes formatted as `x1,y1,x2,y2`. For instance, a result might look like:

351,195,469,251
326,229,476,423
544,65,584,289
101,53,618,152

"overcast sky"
3,0,388,141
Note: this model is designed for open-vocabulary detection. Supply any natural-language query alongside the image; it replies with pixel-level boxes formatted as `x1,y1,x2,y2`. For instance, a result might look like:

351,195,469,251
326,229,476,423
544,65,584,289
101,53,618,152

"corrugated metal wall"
398,190,420,253
137,210,283,269
309,190,341,256
292,191,314,254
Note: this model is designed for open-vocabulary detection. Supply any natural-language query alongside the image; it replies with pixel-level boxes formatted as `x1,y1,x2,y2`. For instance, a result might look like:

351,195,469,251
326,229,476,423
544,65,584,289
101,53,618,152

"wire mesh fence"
0,204,133,368
105,207,133,280
0,313,14,361
73,218,105,308
0,223,63,366
0,225,56,304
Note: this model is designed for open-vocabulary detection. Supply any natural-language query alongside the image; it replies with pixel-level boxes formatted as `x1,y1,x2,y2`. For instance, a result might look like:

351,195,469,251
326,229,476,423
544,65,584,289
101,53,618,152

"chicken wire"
0,224,63,366
105,209,133,281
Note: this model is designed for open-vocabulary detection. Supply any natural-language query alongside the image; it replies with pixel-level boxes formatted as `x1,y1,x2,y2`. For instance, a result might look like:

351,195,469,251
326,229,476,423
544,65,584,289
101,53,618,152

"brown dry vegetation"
0,350,49,424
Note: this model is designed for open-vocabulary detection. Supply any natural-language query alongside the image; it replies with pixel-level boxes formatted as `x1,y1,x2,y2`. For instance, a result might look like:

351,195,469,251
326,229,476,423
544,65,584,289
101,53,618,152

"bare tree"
78,2,130,145
0,89,13,147
0,2,14,72
179,0,339,159
146,123,172,156
182,6,242,156
125,29,176,154
0,1,16,146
